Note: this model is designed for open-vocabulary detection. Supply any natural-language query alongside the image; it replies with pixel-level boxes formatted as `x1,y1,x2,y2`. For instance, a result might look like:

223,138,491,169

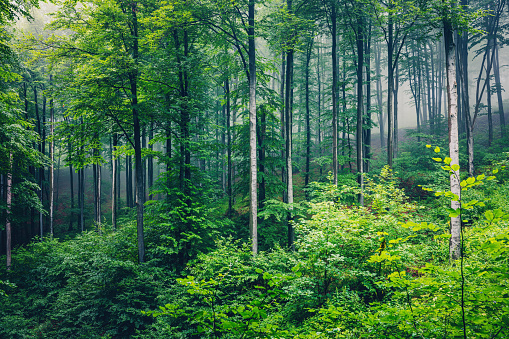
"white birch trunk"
444,19,461,261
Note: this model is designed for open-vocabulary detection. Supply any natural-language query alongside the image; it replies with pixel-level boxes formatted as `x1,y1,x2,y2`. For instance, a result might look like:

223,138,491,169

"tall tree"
443,3,461,261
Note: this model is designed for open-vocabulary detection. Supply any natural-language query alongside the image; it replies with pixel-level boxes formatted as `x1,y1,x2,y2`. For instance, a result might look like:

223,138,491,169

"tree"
443,2,461,261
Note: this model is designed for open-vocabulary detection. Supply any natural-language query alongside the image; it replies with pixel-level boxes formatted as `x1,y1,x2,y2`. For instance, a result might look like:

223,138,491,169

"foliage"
0,223,169,338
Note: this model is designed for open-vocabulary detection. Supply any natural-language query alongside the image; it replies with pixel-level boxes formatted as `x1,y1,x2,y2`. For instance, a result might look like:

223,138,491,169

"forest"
0,0,509,337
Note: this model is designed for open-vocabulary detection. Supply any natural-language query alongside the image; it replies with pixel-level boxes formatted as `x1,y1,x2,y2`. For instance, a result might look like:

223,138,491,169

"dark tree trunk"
305,37,313,187
225,77,232,216
387,4,394,167
331,4,339,185
493,44,505,136
6,152,12,270
68,143,74,232
285,0,294,250
363,25,371,173
148,121,154,199
112,134,117,229
130,1,145,263
356,17,364,206
248,0,257,255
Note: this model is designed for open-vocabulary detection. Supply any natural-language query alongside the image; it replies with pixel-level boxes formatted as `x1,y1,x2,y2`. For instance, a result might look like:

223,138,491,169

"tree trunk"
487,62,493,147
148,121,154,199
285,0,294,250
280,52,286,191
258,105,266,209
34,86,44,240
444,16,461,261
130,1,145,263
80,167,85,232
387,3,394,167
305,37,313,187
112,134,117,229
50,78,54,238
364,26,371,173
317,42,323,175
6,152,12,270
248,0,258,255
493,43,505,137
225,77,232,216
97,163,101,226
68,143,74,232
394,63,399,157
375,40,384,148
331,4,339,185
356,17,364,206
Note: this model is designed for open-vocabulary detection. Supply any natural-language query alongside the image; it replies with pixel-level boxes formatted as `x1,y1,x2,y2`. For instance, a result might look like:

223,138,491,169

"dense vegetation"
1,0,508,337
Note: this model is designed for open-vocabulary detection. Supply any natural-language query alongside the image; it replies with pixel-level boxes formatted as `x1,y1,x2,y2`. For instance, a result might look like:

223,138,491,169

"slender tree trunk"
93,162,97,222
130,1,145,263
285,0,294,250
50,79,54,238
444,16,461,261
112,134,117,229
80,167,84,232
280,52,286,192
493,43,505,136
305,37,313,187
34,86,44,240
148,121,154,199
487,71,493,146
364,26,371,173
127,156,132,208
68,143,74,232
258,106,266,209
387,2,394,167
97,163,101,225
331,5,339,185
393,63,399,156
317,42,323,175
356,17,364,206
225,77,232,216
248,0,258,255
375,40,384,148
6,152,12,270
430,42,436,127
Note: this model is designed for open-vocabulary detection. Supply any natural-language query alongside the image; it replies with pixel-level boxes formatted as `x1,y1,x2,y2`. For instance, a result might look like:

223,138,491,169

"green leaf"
434,146,440,153
444,157,452,164
466,177,475,185
451,164,460,171
432,157,442,162
485,210,494,222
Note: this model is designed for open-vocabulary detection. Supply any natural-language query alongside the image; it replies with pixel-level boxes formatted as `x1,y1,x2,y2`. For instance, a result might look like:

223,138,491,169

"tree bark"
6,152,12,270
248,0,257,255
130,1,145,263
50,76,54,238
493,43,505,137
364,25,371,173
387,2,394,167
68,143,74,232
285,0,295,250
112,134,117,229
356,17,364,206
331,4,339,185
305,37,313,187
444,16,461,261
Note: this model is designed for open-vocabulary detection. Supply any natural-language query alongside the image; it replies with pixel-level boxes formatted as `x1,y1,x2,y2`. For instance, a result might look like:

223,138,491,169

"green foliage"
0,223,168,338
